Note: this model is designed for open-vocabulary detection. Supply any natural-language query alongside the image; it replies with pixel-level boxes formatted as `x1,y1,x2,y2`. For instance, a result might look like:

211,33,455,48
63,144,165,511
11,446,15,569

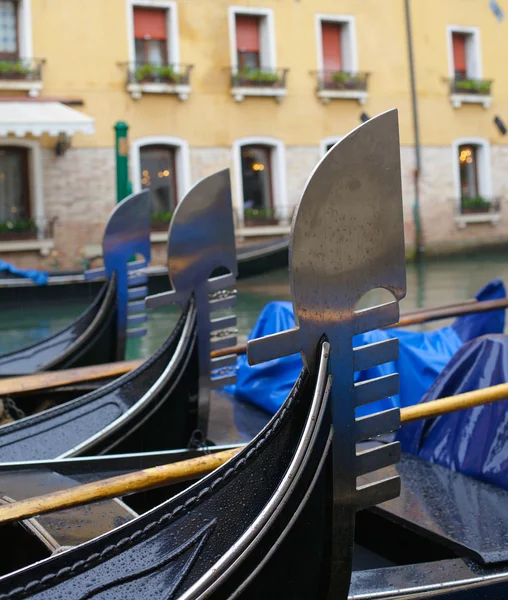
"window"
0,0,18,58
140,145,177,215
0,146,30,222
134,7,167,66
452,33,467,80
452,138,496,223
236,15,260,69
458,144,479,198
241,145,273,216
321,21,342,75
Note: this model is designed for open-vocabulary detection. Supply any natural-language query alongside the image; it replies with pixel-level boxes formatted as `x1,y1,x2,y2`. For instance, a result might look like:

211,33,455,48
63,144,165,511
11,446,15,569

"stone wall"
4,142,508,271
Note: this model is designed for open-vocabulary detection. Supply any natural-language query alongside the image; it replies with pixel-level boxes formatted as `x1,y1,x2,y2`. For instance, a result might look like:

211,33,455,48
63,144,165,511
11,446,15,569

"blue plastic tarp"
0,260,48,286
227,279,506,416
397,333,508,491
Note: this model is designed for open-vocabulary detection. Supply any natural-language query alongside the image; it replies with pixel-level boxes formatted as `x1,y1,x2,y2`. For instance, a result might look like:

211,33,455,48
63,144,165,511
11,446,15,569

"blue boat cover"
0,260,48,286
397,333,508,491
227,279,506,415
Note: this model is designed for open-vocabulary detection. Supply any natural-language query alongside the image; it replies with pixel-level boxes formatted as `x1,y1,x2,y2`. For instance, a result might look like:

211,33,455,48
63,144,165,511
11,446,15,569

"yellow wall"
31,0,508,149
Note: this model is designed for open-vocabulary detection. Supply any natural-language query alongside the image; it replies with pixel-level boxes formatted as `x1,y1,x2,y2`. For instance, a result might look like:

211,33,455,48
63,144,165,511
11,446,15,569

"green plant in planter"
135,63,156,82
455,79,491,94
0,219,37,233
244,207,276,220
155,65,178,82
331,71,348,84
151,211,174,224
239,68,279,84
0,60,32,76
461,196,491,212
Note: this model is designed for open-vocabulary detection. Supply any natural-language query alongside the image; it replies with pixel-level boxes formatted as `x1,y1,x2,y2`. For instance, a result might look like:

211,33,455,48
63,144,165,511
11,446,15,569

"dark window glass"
0,147,30,222
458,144,479,198
241,145,273,212
140,145,177,214
0,0,18,57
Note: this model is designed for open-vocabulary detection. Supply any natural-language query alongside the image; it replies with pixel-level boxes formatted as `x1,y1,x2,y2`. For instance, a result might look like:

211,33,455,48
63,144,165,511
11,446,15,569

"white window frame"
0,0,41,96
228,6,276,71
319,136,342,157
0,138,53,252
228,6,285,102
314,14,366,105
127,0,180,66
232,136,288,234
126,0,190,100
451,137,498,226
315,14,358,74
446,26,490,109
130,136,191,242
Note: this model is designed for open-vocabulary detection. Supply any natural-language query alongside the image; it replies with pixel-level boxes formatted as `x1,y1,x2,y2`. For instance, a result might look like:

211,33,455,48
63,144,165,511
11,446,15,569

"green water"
1,252,508,359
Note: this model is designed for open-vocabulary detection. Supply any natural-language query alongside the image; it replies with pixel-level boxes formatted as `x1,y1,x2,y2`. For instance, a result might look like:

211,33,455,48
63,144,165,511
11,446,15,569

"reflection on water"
1,252,508,358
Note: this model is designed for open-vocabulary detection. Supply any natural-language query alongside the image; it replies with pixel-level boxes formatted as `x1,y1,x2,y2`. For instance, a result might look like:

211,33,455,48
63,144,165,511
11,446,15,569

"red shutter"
452,33,467,72
134,7,167,40
321,22,342,71
236,15,260,52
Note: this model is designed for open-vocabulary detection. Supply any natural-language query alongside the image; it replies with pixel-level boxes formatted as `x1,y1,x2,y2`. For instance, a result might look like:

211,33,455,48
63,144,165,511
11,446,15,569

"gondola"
0,169,238,462
0,190,152,378
0,237,288,306
0,110,410,599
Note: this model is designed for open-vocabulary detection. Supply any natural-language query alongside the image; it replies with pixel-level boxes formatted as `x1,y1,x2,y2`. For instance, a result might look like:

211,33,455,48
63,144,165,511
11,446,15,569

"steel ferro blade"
247,109,406,598
146,169,238,442
85,189,152,360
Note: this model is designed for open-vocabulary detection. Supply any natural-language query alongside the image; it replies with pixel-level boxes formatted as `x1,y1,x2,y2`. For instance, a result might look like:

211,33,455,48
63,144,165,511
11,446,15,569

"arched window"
452,137,493,216
130,136,190,228
139,144,178,214
233,137,287,227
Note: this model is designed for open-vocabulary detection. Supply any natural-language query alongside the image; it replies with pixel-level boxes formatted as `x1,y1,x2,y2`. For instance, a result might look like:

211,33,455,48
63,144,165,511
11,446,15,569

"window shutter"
235,15,260,52
134,7,167,40
321,22,342,72
452,33,467,73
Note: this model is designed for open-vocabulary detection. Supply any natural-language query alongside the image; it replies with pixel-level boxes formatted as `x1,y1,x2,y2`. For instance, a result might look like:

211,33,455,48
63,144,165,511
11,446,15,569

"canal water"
1,252,508,359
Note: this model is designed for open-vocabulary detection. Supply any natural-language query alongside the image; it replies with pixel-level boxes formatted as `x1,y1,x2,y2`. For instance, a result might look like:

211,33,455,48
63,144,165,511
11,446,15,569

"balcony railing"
0,57,44,81
457,196,501,217
230,67,288,90
125,63,193,100
0,58,44,96
450,77,493,96
0,216,56,242
314,70,369,92
237,205,296,228
127,62,193,85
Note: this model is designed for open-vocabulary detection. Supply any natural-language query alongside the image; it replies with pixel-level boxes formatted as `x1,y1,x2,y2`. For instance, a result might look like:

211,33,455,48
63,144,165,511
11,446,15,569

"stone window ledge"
231,87,287,103
455,213,501,228
0,238,54,254
0,80,42,97
150,232,168,243
127,82,191,101
236,224,291,237
450,93,492,109
317,90,368,105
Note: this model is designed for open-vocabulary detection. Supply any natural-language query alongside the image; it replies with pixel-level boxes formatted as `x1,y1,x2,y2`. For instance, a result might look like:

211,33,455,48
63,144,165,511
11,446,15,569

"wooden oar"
0,447,240,525
0,360,144,397
1,296,503,396
2,381,508,525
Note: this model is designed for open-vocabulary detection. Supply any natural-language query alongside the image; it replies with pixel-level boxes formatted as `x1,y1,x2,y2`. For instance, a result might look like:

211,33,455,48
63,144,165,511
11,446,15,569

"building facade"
0,0,507,269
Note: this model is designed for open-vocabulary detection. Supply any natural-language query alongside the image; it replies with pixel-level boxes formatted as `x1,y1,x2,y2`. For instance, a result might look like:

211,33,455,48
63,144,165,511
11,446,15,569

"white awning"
0,102,95,137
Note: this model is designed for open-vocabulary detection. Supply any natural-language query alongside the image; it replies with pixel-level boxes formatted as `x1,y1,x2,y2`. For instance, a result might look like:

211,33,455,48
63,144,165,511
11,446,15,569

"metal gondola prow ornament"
248,109,407,597
84,189,152,360
146,169,238,442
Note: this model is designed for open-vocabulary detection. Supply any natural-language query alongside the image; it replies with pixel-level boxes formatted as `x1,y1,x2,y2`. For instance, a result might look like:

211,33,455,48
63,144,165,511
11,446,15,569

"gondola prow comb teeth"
146,169,238,438
85,189,152,359
247,109,406,594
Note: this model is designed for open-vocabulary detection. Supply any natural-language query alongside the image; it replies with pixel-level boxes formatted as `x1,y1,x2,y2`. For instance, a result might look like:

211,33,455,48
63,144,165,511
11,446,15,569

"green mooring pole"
114,121,130,203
